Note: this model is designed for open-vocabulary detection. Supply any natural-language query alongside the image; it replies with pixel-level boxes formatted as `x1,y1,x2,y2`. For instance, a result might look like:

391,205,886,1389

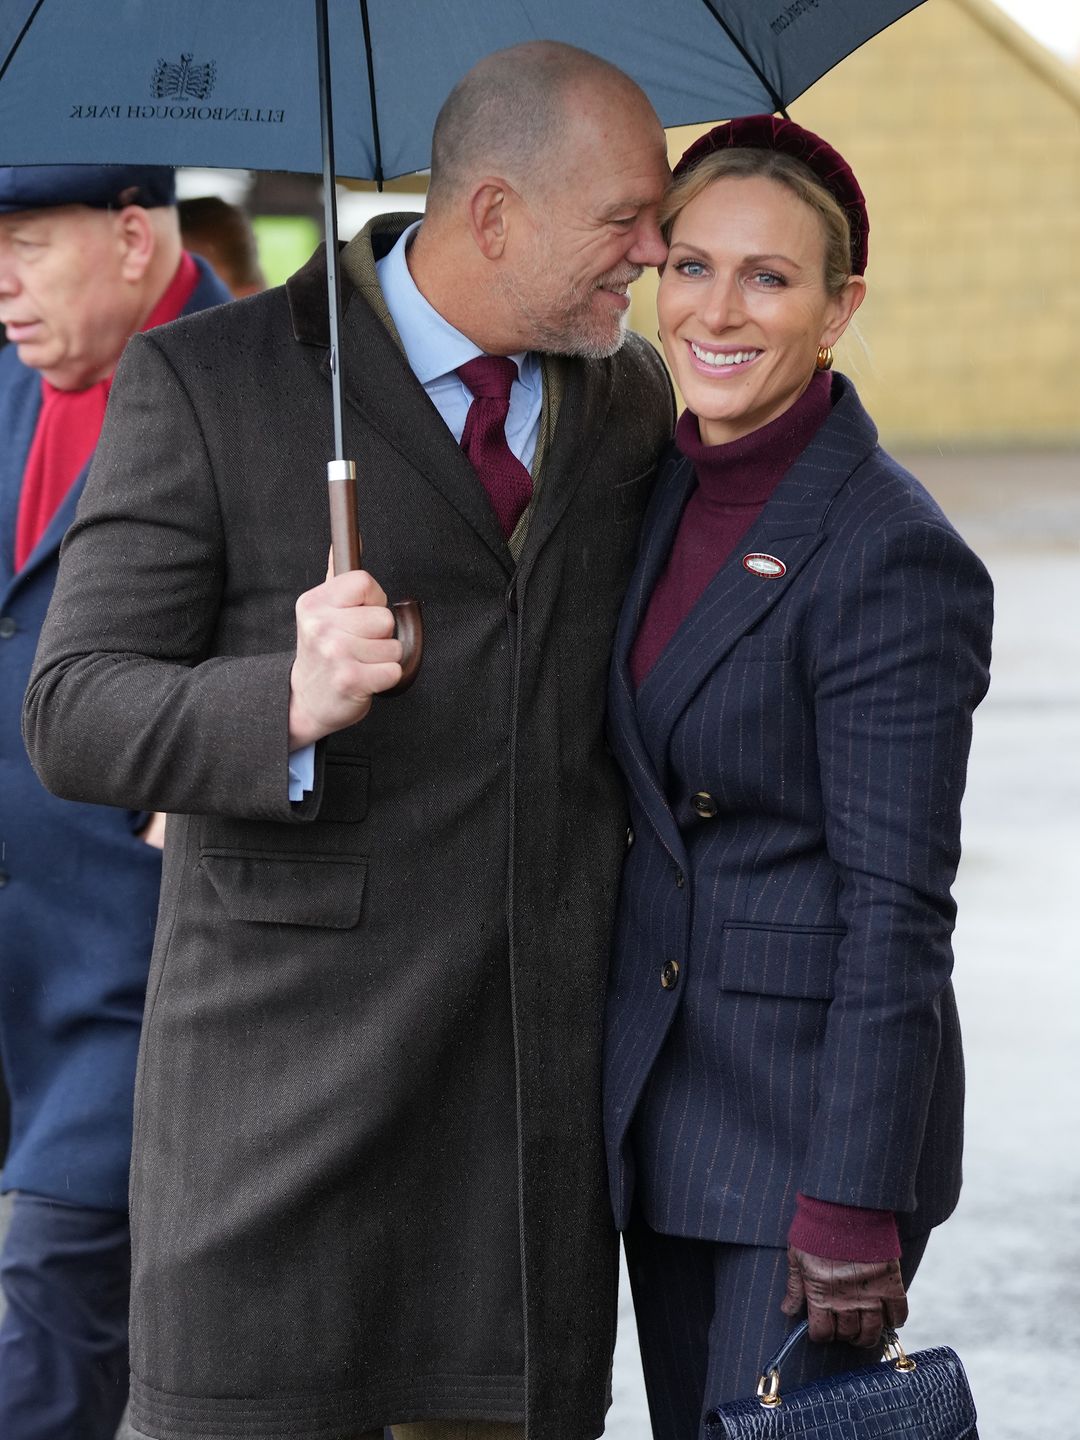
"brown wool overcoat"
24,216,674,1440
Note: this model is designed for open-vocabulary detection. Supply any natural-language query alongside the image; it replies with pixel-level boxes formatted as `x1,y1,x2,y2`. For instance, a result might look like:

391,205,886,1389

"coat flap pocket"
318,754,370,823
719,923,841,999
200,850,367,929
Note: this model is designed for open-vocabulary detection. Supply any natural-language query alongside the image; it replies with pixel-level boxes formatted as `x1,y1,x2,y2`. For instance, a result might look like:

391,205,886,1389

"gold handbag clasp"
883,1331,918,1373
756,1368,783,1407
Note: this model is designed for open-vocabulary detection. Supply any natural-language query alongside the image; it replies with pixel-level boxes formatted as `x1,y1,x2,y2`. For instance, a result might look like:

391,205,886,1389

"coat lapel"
287,233,513,575
515,354,613,571
0,356,40,598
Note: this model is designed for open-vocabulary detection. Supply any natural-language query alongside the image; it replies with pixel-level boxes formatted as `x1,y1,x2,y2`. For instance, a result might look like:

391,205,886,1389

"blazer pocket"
718,922,843,999
200,849,367,929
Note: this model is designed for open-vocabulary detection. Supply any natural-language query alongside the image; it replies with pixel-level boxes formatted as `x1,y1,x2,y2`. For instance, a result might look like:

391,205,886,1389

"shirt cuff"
288,743,316,801
788,1192,902,1262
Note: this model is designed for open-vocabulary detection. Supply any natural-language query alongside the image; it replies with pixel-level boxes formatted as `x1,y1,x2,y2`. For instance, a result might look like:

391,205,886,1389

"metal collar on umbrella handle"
327,460,423,696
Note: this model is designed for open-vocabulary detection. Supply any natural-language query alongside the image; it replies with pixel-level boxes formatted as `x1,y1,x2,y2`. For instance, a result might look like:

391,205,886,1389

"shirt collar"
376,220,535,389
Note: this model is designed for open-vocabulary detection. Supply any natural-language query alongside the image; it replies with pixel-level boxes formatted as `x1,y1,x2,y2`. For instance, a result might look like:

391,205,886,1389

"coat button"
660,960,680,990
626,826,635,850
506,585,518,614
0,616,16,639
0,870,9,888
691,791,718,818
674,868,685,889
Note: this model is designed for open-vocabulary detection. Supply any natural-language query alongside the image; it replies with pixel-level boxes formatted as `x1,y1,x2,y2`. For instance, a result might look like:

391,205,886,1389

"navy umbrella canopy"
0,0,925,689
0,0,925,181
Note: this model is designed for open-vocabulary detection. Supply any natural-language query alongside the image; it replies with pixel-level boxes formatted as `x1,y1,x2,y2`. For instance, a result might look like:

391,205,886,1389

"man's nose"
627,214,668,269
0,255,18,298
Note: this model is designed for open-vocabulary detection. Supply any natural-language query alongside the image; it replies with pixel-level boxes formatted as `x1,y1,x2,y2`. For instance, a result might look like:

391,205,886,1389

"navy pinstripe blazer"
603,376,993,1249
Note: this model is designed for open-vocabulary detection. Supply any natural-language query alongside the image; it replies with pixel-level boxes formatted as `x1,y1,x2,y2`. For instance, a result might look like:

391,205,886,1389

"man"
178,195,267,298
0,165,231,1439
25,44,672,1440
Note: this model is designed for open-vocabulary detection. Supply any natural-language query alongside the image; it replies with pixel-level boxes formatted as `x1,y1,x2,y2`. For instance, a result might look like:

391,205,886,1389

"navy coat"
603,376,993,1249
0,256,230,1209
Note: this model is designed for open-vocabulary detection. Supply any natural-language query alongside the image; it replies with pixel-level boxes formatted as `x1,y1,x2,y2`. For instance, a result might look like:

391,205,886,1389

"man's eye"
610,216,636,228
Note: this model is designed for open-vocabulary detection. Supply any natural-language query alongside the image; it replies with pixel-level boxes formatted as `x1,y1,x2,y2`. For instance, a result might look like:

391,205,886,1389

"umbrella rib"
694,0,790,117
0,0,48,84
358,0,384,190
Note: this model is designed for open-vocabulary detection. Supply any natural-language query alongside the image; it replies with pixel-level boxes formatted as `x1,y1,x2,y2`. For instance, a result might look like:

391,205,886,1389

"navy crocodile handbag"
705,1320,979,1439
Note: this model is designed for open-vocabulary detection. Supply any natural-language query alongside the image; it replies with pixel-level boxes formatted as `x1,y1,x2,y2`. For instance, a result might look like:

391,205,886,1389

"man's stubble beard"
495,255,643,361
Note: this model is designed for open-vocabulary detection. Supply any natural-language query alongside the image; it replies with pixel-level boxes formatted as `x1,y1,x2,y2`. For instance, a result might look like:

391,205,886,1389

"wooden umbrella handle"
328,461,423,696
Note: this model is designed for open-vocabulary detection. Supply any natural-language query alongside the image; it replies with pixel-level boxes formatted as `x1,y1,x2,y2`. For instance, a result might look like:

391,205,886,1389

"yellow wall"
629,0,1080,448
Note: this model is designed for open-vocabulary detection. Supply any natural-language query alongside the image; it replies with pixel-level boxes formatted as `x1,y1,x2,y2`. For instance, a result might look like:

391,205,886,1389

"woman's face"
657,174,864,445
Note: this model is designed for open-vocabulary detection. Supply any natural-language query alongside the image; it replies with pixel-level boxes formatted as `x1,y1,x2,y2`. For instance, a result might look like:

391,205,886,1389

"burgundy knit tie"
456,356,533,539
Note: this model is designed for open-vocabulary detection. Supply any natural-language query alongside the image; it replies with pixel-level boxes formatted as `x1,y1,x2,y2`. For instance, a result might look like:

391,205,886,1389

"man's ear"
467,178,513,260
114,205,155,283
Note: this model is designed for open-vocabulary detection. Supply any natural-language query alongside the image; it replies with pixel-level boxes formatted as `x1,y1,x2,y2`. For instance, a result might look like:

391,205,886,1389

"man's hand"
288,565,403,748
781,1247,908,1349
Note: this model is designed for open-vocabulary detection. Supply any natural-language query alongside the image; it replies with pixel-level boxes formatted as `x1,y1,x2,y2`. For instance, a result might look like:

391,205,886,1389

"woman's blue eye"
674,259,707,278
754,271,786,287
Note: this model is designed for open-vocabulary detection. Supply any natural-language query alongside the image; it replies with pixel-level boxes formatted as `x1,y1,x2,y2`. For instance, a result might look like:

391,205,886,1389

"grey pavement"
3,451,1077,1439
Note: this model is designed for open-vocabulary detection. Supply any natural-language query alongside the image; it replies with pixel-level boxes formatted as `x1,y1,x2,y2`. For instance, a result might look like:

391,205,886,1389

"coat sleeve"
23,333,313,824
799,516,993,1213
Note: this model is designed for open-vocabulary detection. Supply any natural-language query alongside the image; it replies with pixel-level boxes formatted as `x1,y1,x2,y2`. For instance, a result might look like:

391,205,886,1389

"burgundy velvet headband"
672,115,869,276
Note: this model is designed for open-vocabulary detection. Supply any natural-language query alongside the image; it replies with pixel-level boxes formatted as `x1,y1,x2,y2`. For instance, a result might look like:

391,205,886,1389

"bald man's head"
410,42,669,359
427,41,653,212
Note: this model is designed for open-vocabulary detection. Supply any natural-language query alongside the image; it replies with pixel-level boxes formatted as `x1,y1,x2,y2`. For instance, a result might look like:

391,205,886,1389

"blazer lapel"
607,449,697,866
634,380,880,776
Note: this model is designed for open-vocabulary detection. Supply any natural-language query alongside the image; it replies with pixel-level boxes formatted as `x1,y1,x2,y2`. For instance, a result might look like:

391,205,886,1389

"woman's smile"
685,340,763,374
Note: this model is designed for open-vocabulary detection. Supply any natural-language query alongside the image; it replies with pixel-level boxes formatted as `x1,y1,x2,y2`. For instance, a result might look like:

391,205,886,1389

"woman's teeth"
691,342,759,368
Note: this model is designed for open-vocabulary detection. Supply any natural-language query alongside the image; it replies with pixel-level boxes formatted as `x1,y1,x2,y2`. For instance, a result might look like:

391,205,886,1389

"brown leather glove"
781,1246,909,1349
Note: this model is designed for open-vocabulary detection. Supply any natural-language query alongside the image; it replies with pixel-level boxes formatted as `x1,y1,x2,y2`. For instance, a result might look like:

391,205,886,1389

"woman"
603,116,993,1435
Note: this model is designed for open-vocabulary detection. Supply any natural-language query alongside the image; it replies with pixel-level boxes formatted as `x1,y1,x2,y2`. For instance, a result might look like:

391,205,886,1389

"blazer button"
0,616,16,639
626,826,635,850
691,791,718,818
660,960,680,990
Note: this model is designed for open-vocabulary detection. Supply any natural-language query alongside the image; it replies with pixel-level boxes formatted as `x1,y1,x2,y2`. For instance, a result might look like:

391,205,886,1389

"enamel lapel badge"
742,552,787,579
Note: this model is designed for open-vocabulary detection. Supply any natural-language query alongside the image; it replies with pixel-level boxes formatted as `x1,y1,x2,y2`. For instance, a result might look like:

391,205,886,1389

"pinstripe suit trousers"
624,1214,928,1440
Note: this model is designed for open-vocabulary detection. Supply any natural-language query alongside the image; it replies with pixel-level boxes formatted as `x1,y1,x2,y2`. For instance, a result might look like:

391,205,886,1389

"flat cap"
0,164,176,215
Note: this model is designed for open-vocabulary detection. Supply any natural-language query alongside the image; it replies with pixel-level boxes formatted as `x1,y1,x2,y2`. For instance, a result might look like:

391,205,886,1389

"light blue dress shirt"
288,221,544,799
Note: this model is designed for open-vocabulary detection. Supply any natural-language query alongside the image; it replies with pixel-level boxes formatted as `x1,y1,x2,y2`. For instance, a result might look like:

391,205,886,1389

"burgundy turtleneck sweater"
631,370,832,690
630,371,901,1263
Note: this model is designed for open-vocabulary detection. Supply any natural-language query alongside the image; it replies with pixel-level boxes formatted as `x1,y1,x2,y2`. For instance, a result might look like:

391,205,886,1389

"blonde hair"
661,148,854,296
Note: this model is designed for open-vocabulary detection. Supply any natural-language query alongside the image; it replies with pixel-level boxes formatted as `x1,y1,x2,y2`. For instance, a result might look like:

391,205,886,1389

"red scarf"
14,251,199,571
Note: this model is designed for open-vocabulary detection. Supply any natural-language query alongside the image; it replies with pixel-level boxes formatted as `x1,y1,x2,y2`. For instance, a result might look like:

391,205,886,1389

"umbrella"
0,0,927,688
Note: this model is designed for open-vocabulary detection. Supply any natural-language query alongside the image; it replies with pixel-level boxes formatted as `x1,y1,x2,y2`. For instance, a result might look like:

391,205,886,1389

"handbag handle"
756,1321,916,1408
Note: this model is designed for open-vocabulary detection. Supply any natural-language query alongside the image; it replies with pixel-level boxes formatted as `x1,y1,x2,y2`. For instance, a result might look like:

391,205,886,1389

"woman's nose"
699,275,743,333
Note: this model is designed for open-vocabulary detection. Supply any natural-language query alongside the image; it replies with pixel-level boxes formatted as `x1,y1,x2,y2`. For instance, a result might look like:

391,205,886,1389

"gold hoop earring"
816,345,834,371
